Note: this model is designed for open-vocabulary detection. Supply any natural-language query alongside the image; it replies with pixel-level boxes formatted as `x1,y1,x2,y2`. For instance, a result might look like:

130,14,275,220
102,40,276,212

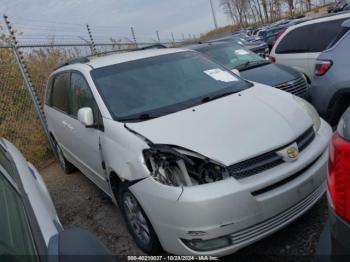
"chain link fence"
0,46,52,167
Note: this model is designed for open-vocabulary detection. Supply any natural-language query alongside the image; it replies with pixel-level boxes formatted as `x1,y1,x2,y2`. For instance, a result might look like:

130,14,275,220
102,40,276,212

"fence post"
130,27,138,48
86,24,97,55
3,14,56,153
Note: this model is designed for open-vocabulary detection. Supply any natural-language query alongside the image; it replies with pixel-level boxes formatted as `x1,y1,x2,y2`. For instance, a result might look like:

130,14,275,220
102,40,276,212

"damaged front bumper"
129,120,332,256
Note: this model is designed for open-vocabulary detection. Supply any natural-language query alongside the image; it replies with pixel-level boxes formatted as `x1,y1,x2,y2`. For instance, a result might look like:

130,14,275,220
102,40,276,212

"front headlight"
143,145,229,187
293,95,321,132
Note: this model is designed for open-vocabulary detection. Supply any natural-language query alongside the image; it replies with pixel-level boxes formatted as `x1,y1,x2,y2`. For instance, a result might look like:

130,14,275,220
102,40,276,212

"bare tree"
285,0,295,16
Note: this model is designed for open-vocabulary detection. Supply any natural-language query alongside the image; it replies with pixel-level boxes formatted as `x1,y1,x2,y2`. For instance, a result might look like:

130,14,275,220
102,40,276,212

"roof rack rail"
54,44,167,71
86,43,168,58
54,57,90,71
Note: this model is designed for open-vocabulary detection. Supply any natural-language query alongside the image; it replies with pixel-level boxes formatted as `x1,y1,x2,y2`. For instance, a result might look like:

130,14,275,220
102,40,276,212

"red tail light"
328,133,350,222
315,60,332,76
269,55,276,63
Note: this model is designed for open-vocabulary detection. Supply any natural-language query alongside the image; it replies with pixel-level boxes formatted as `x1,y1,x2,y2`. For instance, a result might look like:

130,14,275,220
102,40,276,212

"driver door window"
69,72,98,121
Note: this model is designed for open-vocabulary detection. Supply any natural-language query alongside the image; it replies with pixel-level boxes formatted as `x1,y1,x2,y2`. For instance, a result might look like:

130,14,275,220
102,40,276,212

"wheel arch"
328,89,350,125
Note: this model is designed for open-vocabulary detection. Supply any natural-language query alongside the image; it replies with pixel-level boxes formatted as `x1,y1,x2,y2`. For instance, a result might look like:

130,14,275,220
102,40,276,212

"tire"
55,142,75,174
119,184,162,254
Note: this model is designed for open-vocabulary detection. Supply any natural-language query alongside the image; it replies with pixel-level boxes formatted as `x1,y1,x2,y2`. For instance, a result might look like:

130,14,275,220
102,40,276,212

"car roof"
53,48,189,73
86,48,187,69
287,11,350,29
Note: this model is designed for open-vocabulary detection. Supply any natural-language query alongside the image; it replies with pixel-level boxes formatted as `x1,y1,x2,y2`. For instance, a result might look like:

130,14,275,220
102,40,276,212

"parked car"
270,12,350,81
0,138,112,261
187,41,310,99
262,25,288,50
209,35,269,57
311,19,350,126
327,2,338,13
331,0,350,13
317,107,350,258
44,48,332,256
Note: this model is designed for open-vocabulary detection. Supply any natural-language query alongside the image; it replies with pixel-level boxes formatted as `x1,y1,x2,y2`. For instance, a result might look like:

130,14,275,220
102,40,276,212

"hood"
240,63,302,87
246,41,268,51
126,86,312,166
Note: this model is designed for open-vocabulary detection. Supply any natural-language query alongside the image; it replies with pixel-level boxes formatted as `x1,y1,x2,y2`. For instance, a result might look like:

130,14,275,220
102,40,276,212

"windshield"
91,51,251,121
199,43,266,70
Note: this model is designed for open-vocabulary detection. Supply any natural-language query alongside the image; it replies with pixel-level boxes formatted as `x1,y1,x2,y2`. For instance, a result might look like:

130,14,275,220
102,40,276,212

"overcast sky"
0,0,231,43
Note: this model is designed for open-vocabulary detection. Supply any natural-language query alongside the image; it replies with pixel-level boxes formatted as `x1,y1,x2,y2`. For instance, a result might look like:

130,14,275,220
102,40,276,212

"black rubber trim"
252,153,323,197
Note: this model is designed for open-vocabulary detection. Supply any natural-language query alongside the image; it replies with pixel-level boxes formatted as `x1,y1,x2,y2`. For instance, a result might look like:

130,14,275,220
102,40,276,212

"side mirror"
231,69,241,76
78,108,94,127
48,228,113,262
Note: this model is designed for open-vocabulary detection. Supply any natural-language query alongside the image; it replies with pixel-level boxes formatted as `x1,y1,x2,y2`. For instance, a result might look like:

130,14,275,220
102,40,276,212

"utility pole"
171,32,175,45
210,0,218,29
156,30,160,42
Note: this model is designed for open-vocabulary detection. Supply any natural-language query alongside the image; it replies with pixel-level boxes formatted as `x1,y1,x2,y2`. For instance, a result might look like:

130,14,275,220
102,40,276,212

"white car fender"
101,118,151,182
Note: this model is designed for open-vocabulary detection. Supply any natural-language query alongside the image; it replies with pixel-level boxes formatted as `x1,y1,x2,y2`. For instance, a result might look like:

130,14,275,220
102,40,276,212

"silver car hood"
126,85,312,166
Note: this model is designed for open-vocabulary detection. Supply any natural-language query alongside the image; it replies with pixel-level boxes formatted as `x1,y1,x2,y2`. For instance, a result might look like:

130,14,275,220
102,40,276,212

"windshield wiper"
235,60,269,71
201,90,239,103
119,113,158,122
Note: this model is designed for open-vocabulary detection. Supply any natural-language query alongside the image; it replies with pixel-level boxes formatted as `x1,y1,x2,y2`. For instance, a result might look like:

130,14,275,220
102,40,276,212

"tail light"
269,55,276,63
328,133,350,222
272,29,286,48
315,60,332,76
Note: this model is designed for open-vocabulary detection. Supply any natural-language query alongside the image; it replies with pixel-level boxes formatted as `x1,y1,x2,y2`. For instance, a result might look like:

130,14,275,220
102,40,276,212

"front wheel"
120,187,161,254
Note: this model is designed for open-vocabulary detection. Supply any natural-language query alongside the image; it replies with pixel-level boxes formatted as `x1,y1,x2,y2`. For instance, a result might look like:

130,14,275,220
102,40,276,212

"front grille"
227,152,284,180
296,127,315,152
228,127,315,180
274,77,309,99
230,183,325,245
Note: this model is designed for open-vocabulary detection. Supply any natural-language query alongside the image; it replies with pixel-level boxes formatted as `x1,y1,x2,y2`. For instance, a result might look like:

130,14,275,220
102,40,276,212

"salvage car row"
1,11,350,260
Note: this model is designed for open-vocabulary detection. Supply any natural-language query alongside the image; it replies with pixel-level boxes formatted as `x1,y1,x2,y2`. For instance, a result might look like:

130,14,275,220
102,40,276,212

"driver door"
64,71,108,192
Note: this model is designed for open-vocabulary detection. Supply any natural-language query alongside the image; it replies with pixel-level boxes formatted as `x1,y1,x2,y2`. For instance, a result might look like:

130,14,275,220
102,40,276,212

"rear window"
50,73,70,113
276,18,347,54
327,27,350,49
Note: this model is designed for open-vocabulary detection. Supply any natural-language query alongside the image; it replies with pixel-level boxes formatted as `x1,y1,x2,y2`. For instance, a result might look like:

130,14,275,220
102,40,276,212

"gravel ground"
40,161,329,261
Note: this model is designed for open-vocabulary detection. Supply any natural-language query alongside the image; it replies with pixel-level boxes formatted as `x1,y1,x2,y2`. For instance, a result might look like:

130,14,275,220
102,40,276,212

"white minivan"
44,48,331,256
270,12,350,81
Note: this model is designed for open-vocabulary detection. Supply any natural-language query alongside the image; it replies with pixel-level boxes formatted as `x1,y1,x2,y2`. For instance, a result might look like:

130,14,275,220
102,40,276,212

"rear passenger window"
69,72,98,119
51,73,70,113
275,27,309,54
276,19,347,54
